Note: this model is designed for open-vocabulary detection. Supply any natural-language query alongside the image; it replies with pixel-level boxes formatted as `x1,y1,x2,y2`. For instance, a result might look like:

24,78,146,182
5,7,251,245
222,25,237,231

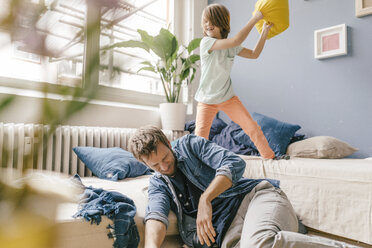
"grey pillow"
286,136,358,159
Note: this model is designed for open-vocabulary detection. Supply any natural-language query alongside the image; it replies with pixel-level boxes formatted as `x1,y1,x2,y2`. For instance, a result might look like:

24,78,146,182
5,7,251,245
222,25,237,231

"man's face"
141,142,176,176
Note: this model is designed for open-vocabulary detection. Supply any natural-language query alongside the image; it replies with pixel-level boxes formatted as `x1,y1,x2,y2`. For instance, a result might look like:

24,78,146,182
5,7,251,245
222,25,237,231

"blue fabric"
145,134,280,247
212,121,260,156
289,133,306,144
233,112,301,156
170,140,177,148
184,117,227,140
184,113,302,157
73,147,152,181
72,174,140,248
184,117,259,155
169,169,244,247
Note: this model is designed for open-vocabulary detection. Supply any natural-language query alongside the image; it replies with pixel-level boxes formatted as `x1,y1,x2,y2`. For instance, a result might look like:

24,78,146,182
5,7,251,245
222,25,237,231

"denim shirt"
144,134,279,246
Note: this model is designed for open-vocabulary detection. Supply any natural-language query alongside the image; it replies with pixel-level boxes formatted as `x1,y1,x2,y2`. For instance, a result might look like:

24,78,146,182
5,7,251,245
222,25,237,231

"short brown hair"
128,126,170,162
202,4,230,39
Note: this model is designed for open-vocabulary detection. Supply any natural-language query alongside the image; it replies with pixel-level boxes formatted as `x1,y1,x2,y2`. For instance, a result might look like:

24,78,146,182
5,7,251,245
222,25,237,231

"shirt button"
178,194,182,198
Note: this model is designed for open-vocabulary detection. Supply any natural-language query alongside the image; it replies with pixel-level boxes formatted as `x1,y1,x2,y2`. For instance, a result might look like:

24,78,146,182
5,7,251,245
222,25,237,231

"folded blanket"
72,175,139,248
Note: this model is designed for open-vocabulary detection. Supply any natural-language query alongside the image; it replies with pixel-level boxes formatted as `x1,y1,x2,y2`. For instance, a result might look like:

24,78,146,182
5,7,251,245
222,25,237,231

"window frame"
0,0,173,108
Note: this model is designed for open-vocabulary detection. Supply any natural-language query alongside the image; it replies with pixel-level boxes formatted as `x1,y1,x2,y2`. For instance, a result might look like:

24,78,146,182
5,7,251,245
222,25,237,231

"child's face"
203,18,222,39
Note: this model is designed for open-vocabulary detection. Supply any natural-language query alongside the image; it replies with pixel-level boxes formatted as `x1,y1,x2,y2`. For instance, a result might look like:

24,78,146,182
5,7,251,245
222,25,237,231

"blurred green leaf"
140,61,154,67
108,40,149,52
138,29,154,48
187,38,202,53
189,54,200,64
0,95,15,111
138,66,155,73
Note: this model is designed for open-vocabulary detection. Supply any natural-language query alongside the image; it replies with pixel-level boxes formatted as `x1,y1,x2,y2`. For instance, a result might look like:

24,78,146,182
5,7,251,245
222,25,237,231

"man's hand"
195,175,232,246
196,195,216,247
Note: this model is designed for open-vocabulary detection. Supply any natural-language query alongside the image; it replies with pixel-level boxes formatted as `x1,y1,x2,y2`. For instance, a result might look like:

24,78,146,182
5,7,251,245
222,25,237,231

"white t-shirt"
194,36,243,104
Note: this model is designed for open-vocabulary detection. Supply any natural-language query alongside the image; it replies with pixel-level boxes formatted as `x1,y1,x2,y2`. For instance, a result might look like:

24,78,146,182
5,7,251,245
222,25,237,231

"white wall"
174,0,207,121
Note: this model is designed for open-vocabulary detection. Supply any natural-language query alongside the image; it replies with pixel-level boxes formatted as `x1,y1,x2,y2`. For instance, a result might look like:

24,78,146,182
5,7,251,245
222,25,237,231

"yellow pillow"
252,0,289,39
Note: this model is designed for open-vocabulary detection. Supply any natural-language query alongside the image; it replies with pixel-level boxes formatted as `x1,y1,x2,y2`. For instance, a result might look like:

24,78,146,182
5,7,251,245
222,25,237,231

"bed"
241,155,372,246
54,174,182,248
3,117,370,247
50,155,372,248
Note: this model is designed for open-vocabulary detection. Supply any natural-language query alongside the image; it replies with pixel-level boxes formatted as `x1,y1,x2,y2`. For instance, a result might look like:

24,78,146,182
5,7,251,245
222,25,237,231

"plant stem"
175,82,181,103
160,75,170,102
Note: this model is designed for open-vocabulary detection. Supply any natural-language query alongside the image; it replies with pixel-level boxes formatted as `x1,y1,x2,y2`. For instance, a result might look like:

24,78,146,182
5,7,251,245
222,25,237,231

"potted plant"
109,28,201,130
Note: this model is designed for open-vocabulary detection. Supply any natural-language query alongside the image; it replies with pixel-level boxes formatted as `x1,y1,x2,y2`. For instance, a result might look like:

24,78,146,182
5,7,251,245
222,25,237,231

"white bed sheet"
55,156,372,247
241,156,372,245
55,175,181,248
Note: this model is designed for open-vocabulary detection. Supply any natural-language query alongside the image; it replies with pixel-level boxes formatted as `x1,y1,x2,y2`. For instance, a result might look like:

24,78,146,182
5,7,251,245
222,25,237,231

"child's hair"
202,4,230,39
128,125,170,162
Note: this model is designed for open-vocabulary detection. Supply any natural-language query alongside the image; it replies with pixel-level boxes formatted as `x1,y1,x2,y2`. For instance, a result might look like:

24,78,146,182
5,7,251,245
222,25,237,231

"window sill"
0,76,165,110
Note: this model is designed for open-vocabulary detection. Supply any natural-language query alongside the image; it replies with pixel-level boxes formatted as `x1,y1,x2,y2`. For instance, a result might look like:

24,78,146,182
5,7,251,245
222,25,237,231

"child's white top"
195,36,243,104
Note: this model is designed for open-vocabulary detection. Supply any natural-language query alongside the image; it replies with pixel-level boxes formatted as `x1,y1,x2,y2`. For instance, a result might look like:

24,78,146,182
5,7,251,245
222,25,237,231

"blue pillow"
184,117,227,140
73,147,152,181
212,121,260,156
233,112,301,156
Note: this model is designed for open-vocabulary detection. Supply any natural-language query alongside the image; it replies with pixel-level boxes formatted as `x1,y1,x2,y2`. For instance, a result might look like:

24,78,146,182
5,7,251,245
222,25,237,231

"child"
194,3,275,159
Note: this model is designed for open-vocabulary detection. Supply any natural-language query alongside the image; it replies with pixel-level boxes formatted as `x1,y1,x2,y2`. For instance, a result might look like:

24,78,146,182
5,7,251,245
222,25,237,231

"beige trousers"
222,181,361,248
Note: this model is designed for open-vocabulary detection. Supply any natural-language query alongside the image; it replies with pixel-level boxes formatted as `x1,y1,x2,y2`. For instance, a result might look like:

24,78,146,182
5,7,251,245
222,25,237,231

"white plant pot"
159,103,187,131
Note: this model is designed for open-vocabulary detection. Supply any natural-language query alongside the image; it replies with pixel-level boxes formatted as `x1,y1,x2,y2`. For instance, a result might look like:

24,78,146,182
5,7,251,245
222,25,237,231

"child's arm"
209,11,263,52
237,22,273,59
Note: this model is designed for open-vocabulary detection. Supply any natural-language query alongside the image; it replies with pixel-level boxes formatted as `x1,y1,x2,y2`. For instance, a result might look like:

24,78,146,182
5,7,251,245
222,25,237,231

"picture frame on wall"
355,0,372,17
314,24,347,60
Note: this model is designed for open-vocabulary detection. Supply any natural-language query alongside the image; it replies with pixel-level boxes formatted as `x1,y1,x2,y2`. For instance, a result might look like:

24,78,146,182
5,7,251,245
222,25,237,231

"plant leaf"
137,66,156,73
171,36,178,58
137,29,154,48
187,37,202,53
0,95,15,111
180,68,190,81
152,28,177,62
188,54,200,64
108,40,149,52
190,68,196,83
140,61,153,67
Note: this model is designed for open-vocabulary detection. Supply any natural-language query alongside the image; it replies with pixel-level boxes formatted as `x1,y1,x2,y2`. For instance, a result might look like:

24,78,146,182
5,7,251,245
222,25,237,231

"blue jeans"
222,181,361,248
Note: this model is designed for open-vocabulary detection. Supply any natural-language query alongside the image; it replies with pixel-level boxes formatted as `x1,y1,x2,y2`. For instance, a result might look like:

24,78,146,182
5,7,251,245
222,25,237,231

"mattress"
240,156,372,245
55,175,182,248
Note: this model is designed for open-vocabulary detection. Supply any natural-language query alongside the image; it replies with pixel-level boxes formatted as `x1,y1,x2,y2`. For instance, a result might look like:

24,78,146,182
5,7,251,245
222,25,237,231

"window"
99,0,170,95
13,42,41,63
0,0,173,105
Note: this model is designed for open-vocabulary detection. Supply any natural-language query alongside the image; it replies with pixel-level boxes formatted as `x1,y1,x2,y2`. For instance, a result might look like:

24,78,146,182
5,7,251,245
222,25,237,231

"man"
128,126,359,248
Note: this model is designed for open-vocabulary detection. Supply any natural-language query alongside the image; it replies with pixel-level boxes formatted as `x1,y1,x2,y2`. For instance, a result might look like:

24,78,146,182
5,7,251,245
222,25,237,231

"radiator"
0,123,188,177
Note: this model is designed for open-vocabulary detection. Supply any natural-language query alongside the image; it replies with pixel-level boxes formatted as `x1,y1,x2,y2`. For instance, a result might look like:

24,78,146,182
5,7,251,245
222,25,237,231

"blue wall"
209,0,372,158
